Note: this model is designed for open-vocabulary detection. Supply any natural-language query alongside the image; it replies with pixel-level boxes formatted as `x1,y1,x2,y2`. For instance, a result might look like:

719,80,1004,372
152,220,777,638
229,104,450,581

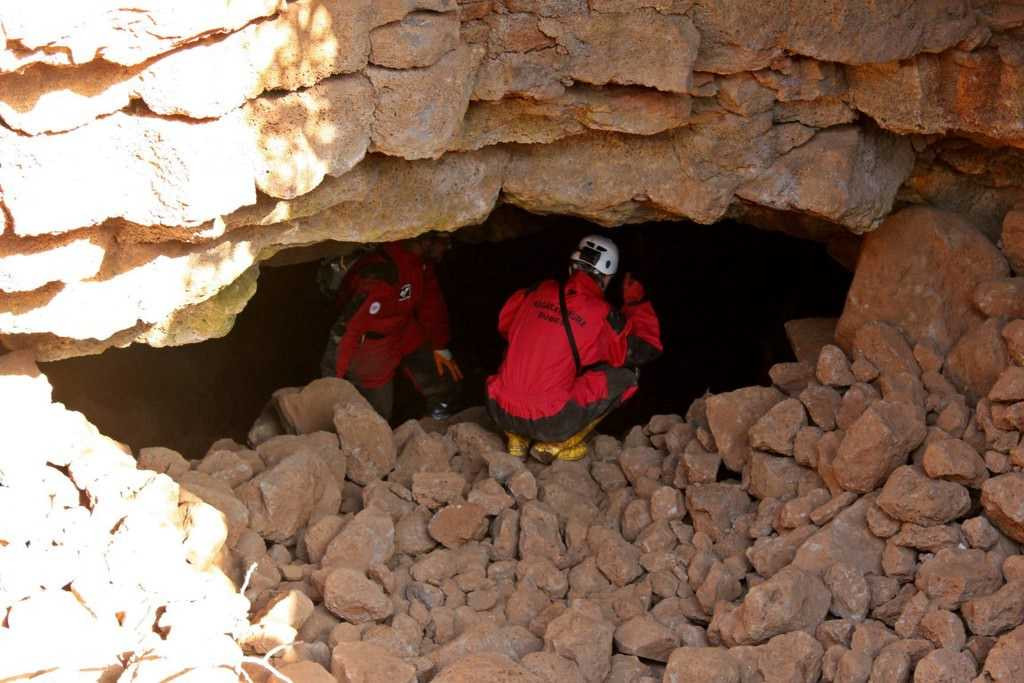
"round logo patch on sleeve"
369,301,381,315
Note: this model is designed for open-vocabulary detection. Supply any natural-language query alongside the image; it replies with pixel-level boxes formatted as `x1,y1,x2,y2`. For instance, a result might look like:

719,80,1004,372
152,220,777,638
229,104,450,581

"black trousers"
487,365,638,442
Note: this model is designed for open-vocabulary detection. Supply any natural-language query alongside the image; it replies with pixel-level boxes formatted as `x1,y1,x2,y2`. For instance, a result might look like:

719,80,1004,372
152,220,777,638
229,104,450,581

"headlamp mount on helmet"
570,235,619,276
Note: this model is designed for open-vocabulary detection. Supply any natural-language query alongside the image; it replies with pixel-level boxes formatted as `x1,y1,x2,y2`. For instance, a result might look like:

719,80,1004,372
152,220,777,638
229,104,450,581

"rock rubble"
7,275,1024,681
6,192,1024,681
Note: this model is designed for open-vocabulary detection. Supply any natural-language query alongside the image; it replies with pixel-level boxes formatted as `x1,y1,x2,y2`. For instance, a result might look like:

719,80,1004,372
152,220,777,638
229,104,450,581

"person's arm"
416,264,463,381
603,273,663,368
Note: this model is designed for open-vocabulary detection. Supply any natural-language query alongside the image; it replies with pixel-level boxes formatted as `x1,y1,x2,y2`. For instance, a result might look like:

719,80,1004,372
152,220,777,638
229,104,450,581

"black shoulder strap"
558,282,582,377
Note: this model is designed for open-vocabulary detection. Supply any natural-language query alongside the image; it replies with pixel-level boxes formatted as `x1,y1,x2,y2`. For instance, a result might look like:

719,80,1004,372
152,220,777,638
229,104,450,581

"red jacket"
486,270,662,420
333,243,449,377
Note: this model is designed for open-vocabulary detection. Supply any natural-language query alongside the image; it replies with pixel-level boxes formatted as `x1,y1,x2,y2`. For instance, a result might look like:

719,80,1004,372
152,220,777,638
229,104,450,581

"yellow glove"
434,349,463,382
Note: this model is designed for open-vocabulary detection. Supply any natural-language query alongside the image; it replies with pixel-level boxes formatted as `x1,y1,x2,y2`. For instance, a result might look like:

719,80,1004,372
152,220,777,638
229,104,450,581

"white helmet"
571,235,619,276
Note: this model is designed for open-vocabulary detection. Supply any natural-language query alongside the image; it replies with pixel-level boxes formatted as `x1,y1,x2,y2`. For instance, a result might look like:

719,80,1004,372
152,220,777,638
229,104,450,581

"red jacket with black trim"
332,242,450,377
486,269,662,420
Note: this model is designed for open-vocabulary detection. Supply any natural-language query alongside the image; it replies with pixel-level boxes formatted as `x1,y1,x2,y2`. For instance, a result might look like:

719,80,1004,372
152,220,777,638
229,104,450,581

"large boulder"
334,400,396,484
832,401,926,492
275,377,371,435
876,466,971,526
981,624,1024,682
234,451,331,543
706,386,785,472
717,566,831,646
544,603,615,683
432,653,545,683
836,206,1009,354
981,473,1024,543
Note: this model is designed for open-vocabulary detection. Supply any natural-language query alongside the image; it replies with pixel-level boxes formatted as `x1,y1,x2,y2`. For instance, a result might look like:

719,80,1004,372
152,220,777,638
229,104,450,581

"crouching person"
486,235,662,461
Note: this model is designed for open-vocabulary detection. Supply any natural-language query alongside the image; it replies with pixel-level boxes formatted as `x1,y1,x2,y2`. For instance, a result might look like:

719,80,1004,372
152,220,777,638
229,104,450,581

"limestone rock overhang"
1,0,1022,359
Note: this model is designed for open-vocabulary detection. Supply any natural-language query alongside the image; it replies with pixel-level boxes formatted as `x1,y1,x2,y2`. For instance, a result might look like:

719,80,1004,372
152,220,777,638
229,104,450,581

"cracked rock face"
1,0,1024,358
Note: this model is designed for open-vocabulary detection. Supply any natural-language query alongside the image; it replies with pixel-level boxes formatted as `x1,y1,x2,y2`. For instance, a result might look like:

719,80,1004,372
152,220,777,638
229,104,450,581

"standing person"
321,232,463,421
486,235,662,461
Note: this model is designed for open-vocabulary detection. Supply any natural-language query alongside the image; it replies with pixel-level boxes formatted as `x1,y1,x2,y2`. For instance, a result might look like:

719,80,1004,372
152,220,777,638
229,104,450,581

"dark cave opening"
42,208,853,457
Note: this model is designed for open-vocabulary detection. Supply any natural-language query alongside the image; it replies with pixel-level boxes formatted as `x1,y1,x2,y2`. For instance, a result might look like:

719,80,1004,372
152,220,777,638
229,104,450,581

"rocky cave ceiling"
2,0,1024,360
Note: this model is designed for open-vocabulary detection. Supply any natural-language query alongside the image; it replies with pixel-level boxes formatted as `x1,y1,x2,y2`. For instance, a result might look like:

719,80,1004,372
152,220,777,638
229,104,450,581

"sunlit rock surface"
1,0,1024,358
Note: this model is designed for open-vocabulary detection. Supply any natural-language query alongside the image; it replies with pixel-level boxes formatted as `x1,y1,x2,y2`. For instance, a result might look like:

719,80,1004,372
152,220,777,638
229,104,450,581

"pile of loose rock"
7,202,1024,681
6,302,1024,682
0,351,251,681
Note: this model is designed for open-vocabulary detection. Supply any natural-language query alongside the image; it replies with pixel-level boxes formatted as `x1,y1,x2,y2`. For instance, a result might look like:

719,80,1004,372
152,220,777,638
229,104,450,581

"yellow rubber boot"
506,432,530,458
531,415,605,461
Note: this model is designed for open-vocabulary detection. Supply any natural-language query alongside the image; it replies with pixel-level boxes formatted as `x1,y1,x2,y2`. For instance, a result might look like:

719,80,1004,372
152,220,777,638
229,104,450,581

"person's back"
487,235,662,460
487,271,615,418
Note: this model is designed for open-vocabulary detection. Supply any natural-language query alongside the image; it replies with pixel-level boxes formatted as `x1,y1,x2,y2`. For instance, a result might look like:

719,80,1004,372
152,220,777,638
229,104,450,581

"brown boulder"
961,580,1024,637
799,383,842,431
974,278,1024,320
432,653,545,683
706,386,785,472
824,563,870,621
911,648,975,682
272,661,335,683
793,495,885,577
412,471,467,509
836,207,1009,354
851,321,920,378
519,500,570,568
686,483,754,543
277,377,371,434
916,548,1003,609
1002,320,1024,365
719,566,831,646
833,401,927,492
428,503,489,549
389,431,453,489
989,366,1024,402
322,568,393,624
876,466,971,526
431,625,543,671
770,361,816,396
748,451,810,501
521,652,584,683
544,604,615,683
748,398,807,456
946,318,1010,403
817,344,856,388
235,452,329,543
664,647,742,683
756,631,824,682
331,642,416,683
981,473,1024,543
981,624,1024,682
334,401,396,485
593,528,643,587
835,382,884,430
921,439,988,487
613,616,679,663
321,507,395,572
747,524,818,578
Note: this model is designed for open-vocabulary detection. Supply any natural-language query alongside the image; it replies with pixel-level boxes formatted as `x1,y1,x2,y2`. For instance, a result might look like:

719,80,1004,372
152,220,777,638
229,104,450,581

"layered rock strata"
2,1,1024,358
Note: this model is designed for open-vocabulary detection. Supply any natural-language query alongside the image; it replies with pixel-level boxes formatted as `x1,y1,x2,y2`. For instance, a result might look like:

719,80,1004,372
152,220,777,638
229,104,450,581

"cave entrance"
41,208,853,457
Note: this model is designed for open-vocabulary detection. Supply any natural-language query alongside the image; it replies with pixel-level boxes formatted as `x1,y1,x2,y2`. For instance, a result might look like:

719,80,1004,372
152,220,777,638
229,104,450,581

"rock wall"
1,0,1024,358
